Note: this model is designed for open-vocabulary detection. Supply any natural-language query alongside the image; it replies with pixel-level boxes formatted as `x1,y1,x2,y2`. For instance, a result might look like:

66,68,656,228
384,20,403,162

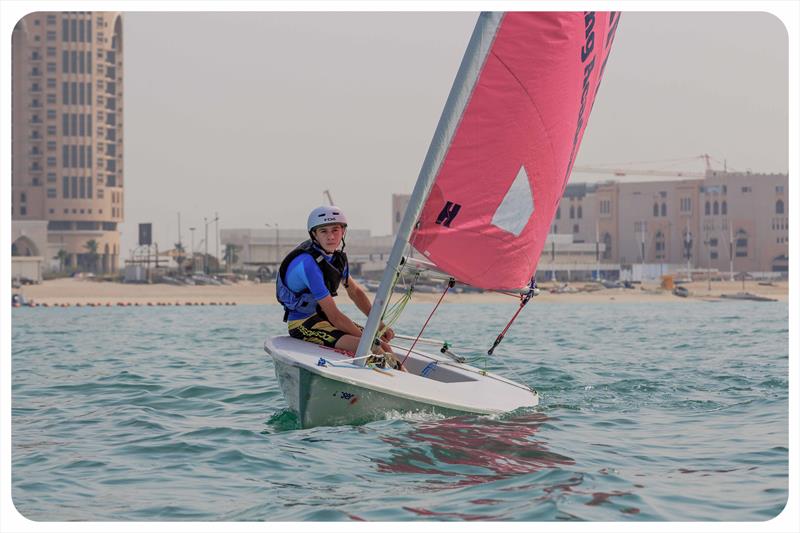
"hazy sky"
121,11,789,257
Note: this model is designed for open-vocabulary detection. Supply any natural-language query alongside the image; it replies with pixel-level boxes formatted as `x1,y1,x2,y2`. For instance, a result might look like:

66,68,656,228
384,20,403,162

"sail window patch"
491,165,534,236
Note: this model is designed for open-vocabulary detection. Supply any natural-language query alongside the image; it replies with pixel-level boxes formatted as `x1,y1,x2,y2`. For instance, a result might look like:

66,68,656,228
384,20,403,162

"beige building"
392,193,411,236
700,171,788,274
11,220,48,282
11,12,124,273
555,171,788,276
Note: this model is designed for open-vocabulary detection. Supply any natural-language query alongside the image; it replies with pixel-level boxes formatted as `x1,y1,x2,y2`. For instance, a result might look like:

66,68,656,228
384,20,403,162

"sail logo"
436,201,462,227
564,11,601,185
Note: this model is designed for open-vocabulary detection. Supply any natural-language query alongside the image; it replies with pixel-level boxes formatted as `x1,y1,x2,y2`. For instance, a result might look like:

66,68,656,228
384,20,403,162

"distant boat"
266,12,620,428
191,274,222,286
672,286,689,298
549,283,579,294
720,292,777,302
363,280,381,292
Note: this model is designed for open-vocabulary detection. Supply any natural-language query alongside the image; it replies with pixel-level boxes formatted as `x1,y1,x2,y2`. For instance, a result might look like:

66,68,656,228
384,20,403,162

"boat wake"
263,408,301,432
381,409,449,423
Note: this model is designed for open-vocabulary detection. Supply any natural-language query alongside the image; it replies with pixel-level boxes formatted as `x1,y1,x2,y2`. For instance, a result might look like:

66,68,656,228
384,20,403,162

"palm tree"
54,249,69,272
223,244,240,271
83,239,99,273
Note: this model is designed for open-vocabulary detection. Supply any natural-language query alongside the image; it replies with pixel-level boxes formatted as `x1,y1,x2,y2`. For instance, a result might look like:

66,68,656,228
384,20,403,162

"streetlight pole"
189,227,196,274
705,224,711,292
666,221,672,276
729,223,734,282
265,223,280,263
215,212,219,275
639,219,646,284
685,217,692,282
203,214,219,275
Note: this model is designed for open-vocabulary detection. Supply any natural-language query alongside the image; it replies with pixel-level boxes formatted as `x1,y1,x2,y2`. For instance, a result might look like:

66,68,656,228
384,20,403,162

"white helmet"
307,206,348,233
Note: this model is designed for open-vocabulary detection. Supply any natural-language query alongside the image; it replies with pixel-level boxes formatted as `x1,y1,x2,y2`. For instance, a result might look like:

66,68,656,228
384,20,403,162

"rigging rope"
400,278,455,367
376,271,416,339
487,277,537,356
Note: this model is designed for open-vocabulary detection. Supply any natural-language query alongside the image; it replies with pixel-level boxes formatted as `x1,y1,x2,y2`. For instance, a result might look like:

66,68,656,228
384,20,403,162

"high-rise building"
11,12,124,273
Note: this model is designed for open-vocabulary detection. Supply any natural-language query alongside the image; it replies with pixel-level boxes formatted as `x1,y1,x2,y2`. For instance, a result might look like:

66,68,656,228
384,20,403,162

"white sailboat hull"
265,336,539,428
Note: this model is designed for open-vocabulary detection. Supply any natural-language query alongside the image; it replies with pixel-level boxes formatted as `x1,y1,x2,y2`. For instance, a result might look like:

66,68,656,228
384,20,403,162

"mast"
354,12,504,360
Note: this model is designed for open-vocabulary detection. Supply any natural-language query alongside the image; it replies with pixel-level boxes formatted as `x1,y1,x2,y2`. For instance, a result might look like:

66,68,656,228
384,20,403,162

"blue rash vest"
278,241,349,321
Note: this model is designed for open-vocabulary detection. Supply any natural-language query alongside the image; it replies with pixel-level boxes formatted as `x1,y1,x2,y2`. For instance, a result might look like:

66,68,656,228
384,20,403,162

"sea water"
11,300,788,521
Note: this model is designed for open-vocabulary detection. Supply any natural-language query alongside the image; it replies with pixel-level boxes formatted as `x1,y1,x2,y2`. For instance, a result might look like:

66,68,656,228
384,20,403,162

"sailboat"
265,12,620,428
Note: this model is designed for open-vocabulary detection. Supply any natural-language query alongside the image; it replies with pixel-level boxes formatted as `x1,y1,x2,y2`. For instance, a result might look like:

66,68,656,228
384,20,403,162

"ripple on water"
166,385,228,399
117,440,217,458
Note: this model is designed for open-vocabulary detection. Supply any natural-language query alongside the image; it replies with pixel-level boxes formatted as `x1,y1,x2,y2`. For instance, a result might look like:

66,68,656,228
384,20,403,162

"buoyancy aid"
275,239,349,322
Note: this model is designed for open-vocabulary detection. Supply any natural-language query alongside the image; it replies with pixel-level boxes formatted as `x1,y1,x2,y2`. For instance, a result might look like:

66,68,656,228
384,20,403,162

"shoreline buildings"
223,169,788,283
223,169,787,284
11,12,124,276
555,170,788,276
394,169,789,281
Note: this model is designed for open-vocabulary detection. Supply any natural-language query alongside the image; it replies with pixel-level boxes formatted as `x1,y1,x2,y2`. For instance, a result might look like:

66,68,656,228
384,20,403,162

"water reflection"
374,412,649,519
375,412,573,490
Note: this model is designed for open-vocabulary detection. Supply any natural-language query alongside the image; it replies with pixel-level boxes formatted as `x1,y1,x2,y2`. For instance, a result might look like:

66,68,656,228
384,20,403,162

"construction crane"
323,190,335,205
572,153,724,179
572,166,705,178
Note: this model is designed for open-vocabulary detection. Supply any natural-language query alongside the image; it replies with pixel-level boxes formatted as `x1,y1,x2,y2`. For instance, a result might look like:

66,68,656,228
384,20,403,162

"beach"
13,277,788,306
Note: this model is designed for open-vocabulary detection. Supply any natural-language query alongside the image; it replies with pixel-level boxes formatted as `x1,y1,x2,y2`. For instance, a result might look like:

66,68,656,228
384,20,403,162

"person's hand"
381,327,395,342
383,351,406,372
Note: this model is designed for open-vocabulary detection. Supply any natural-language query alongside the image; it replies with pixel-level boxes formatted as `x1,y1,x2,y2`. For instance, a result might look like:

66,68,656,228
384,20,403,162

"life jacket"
275,239,349,322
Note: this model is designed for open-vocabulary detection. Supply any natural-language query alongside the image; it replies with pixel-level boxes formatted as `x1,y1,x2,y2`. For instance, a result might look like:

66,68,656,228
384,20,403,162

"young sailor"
276,206,401,368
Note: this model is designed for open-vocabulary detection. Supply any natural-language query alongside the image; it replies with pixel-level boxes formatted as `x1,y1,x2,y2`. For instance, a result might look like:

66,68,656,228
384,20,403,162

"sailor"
276,206,401,368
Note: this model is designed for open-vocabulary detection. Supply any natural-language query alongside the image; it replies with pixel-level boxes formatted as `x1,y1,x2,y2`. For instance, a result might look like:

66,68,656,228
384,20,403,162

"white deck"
265,335,539,417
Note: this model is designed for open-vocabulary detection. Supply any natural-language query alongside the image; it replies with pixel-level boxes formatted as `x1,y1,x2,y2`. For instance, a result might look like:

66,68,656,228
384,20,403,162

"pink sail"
411,12,620,291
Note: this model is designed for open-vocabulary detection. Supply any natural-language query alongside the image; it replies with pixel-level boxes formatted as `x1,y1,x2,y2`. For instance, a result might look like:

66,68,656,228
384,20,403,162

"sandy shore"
13,277,787,306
